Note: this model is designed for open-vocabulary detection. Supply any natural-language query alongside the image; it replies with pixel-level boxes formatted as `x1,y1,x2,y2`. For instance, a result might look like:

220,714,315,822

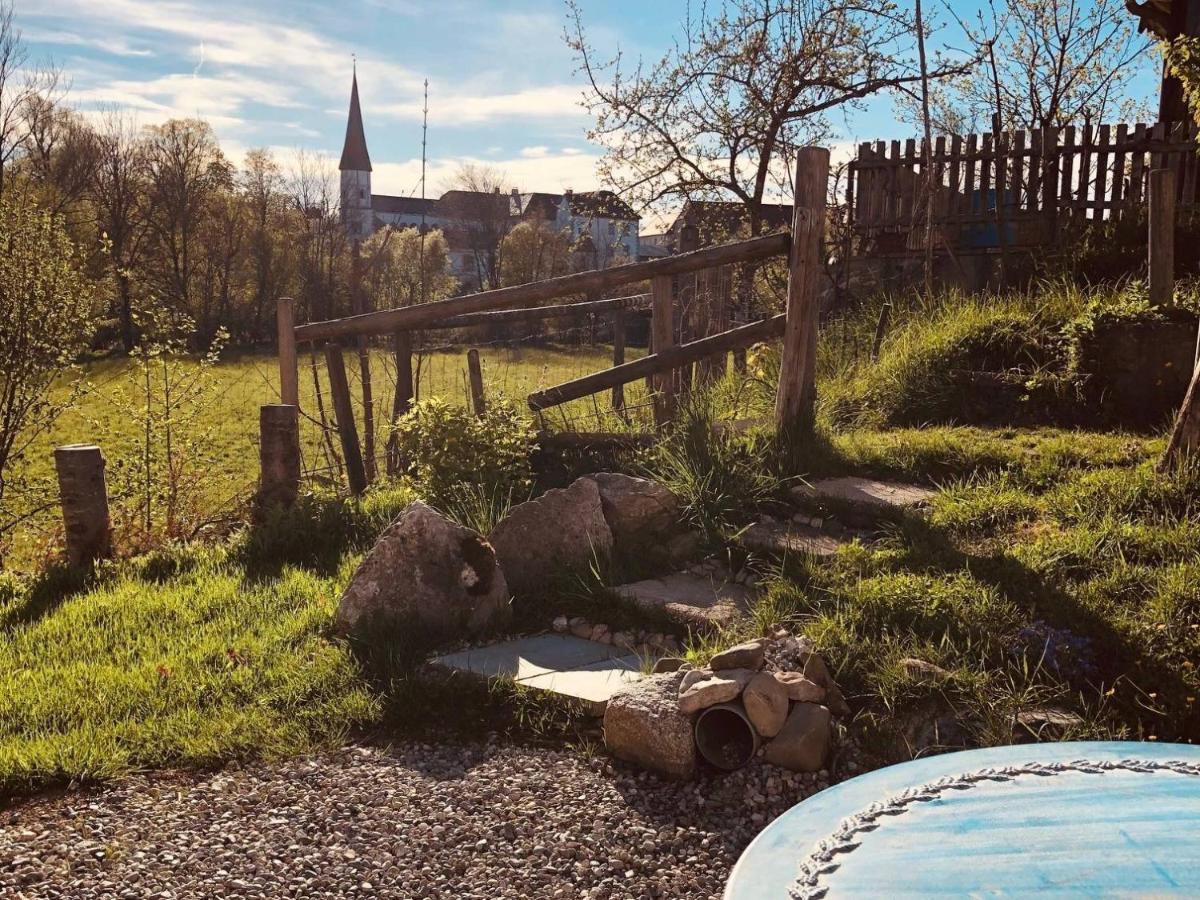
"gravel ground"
0,740,844,900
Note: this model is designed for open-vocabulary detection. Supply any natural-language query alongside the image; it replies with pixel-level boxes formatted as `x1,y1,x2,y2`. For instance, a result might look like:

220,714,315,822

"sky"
17,0,1161,205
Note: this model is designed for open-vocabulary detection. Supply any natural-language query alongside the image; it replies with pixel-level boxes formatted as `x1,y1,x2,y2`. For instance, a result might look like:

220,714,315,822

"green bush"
391,397,536,508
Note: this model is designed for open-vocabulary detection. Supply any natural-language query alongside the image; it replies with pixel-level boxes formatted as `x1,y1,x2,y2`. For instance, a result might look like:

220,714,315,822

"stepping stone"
616,572,753,629
739,521,846,558
431,634,642,715
791,476,936,525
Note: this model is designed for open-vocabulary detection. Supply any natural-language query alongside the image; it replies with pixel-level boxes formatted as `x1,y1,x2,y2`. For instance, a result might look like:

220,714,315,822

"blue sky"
18,0,1159,201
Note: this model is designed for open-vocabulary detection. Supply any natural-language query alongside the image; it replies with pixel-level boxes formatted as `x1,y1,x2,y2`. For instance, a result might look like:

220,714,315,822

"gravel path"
0,741,838,900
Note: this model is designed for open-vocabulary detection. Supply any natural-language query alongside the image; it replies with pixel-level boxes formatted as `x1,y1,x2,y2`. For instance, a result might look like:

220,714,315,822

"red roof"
339,72,372,172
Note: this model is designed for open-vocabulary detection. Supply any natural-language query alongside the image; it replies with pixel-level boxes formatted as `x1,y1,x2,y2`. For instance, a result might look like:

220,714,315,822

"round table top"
725,741,1200,899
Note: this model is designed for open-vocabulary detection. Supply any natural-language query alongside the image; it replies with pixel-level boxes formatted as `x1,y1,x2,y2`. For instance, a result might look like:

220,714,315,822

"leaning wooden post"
323,342,367,496
385,329,414,477
256,405,300,514
871,302,892,361
53,444,112,568
1149,169,1176,306
651,274,676,426
277,296,299,406
776,147,830,434
611,303,626,412
467,348,486,417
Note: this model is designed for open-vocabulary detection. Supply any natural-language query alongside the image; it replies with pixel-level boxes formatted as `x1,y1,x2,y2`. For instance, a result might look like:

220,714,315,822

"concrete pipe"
694,701,760,771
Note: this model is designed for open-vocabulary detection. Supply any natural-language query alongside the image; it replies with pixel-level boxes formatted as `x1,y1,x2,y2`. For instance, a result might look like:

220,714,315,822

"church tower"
339,67,373,240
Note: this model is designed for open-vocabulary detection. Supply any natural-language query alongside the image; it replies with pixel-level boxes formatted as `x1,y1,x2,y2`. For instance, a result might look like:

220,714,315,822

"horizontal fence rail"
848,121,1200,250
427,292,650,330
528,314,787,411
295,232,790,342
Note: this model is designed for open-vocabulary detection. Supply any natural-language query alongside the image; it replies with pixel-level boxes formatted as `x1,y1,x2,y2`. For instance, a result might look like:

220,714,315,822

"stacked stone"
604,629,849,779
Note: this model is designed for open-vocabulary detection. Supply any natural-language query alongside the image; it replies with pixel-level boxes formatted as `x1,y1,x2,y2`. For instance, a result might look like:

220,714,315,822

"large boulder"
334,501,510,638
585,473,679,541
743,672,789,738
489,477,613,596
764,703,832,773
604,671,697,780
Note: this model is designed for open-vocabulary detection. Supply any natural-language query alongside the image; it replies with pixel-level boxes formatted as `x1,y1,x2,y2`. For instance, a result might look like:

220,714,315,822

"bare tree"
440,163,512,291
924,0,1152,134
0,1,60,200
241,148,294,340
287,149,346,323
91,111,151,351
566,0,969,233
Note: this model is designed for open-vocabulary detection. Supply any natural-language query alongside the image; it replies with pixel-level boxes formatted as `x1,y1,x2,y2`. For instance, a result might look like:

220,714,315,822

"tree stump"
54,444,112,568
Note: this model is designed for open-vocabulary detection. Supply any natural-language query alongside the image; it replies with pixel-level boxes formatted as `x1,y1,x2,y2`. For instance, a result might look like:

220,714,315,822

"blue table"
725,742,1200,898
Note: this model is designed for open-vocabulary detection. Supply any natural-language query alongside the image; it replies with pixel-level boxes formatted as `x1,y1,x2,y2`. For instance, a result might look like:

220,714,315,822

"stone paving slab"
431,634,642,713
791,477,937,519
616,572,753,628
739,521,847,558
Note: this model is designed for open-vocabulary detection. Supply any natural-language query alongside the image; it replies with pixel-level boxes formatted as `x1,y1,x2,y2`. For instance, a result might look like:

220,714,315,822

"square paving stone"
516,655,643,715
432,634,624,681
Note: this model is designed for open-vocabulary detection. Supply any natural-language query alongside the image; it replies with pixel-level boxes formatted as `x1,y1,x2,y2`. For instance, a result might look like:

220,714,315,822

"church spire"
339,65,372,172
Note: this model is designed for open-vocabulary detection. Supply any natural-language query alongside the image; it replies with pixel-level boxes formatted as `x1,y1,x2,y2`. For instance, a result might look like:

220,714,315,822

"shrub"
390,397,536,509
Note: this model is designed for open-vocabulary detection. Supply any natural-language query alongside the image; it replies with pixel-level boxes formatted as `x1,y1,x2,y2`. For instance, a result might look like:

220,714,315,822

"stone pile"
550,614,683,656
604,629,849,780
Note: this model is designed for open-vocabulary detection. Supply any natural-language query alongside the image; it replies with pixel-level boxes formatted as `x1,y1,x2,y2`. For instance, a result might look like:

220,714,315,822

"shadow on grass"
0,563,91,631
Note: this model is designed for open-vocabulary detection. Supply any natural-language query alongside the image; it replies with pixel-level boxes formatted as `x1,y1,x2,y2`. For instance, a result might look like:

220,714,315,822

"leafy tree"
0,195,95,554
498,221,570,286
361,226,457,309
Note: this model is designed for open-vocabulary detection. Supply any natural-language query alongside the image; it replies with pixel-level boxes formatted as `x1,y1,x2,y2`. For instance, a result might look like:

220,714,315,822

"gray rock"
586,472,679,540
604,671,697,780
489,478,613,596
900,658,950,680
710,640,765,672
743,672,789,738
335,502,510,638
1014,707,1085,742
773,672,826,703
677,674,743,715
679,668,710,692
652,657,689,674
616,572,753,630
764,704,831,772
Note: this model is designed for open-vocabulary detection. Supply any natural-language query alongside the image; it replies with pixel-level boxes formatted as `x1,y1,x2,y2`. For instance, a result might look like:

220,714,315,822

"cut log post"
1161,364,1200,471
776,147,831,433
277,296,299,406
467,348,486,417
611,304,626,412
53,444,112,568
1150,168,1176,306
651,274,676,426
256,404,300,513
324,343,367,496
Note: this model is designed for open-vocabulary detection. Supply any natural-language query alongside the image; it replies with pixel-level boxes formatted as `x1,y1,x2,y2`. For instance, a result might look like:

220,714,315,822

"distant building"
337,72,641,291
660,199,794,252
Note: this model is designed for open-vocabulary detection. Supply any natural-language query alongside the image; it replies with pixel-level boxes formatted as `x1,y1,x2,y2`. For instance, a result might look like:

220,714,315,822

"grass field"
7,342,638,567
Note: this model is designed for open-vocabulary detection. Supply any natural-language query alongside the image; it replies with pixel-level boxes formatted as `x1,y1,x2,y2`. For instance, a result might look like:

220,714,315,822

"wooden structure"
256,405,301,513
53,444,112,568
847,122,1200,254
275,149,828,493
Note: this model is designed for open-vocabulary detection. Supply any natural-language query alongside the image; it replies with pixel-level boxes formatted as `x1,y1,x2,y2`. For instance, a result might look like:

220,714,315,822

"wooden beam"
611,303,626,411
528,315,786,412
256,404,300,514
277,296,299,406
467,348,486,417
324,343,367,496
422,293,649,330
651,275,676,426
1150,168,1177,305
776,147,830,432
295,232,790,342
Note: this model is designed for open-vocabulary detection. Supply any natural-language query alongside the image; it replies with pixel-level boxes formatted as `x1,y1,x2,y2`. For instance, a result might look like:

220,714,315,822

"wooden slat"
1094,124,1112,220
1060,126,1077,221
529,315,787,412
295,232,790,341
980,132,994,222
964,133,978,224
1128,123,1147,209
1111,123,1128,216
1010,130,1026,216
948,134,963,224
1042,126,1060,228
1027,127,1042,213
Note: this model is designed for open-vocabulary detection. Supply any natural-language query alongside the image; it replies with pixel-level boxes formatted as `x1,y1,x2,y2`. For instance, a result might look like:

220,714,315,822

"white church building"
337,72,640,290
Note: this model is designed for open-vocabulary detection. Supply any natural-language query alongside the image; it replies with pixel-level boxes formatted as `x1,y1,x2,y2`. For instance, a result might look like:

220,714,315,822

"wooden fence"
263,149,830,498
848,122,1200,253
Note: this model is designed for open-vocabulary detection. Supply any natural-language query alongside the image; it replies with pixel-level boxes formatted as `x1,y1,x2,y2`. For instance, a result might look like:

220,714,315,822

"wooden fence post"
277,296,299,407
871,302,892,361
257,404,300,513
776,146,831,433
53,444,111,568
324,342,367,496
611,303,626,412
1150,168,1176,306
467,348,486,417
651,274,676,426
385,330,414,477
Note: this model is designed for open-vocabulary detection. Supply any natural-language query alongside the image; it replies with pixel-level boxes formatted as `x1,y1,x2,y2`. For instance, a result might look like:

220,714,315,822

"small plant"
390,396,536,510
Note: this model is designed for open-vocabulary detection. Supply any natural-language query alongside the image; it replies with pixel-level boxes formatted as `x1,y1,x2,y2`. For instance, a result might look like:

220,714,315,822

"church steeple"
339,67,372,172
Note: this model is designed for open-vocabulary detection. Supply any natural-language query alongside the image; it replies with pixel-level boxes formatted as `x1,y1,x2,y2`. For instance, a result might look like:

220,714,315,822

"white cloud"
519,145,550,158
376,84,585,126
21,26,153,57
